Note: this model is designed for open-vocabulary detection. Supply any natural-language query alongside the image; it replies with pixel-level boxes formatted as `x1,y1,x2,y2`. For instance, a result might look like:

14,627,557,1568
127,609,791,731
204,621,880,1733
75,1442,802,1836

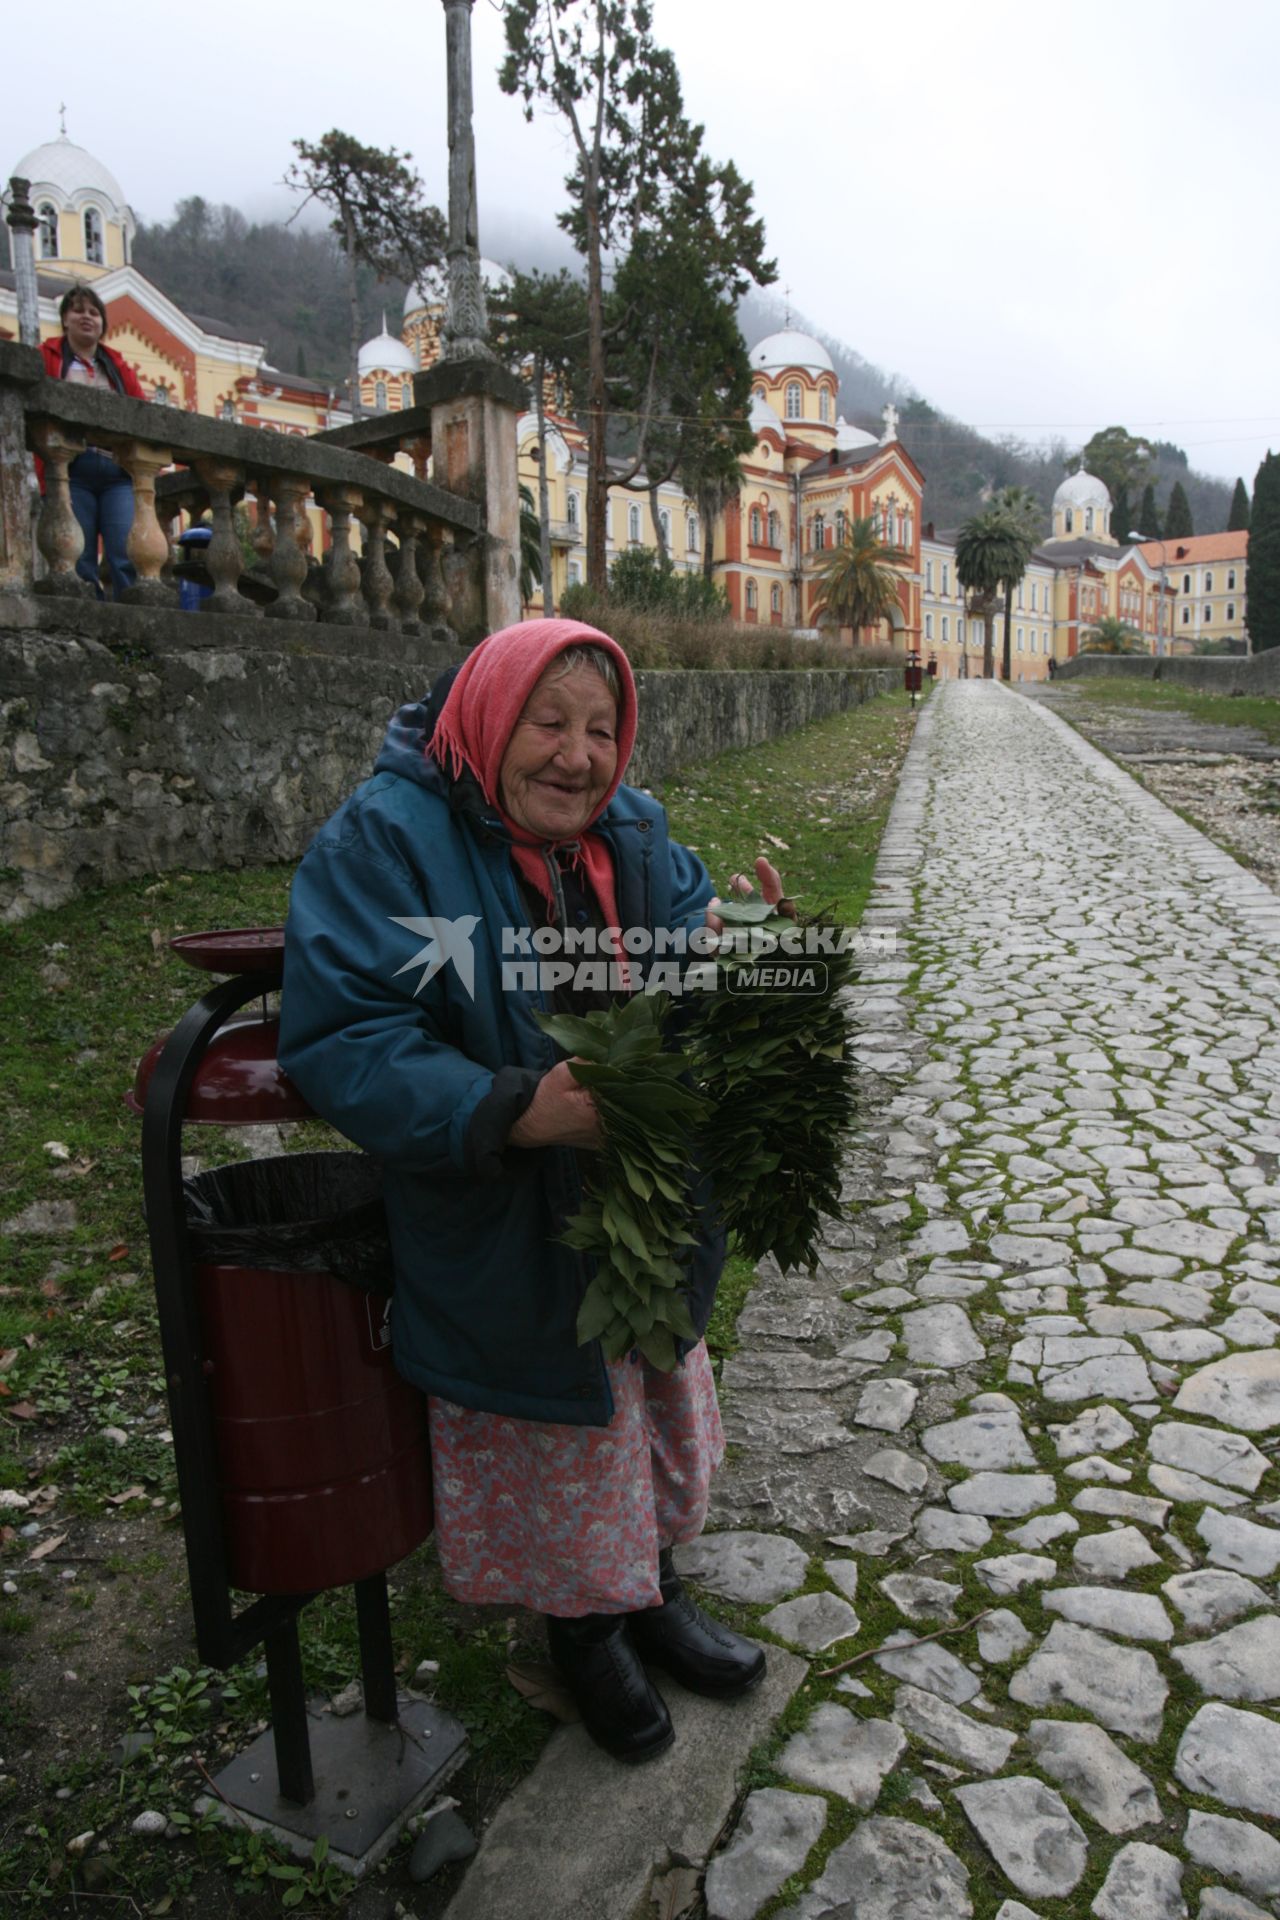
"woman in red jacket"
39,284,145,598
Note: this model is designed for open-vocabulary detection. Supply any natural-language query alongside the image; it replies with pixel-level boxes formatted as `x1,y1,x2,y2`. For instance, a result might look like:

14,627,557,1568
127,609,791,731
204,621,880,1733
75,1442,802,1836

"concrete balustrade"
0,339,486,640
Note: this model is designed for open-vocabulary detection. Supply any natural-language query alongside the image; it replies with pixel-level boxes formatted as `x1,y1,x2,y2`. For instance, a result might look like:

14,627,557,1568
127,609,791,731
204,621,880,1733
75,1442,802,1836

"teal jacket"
278,689,721,1426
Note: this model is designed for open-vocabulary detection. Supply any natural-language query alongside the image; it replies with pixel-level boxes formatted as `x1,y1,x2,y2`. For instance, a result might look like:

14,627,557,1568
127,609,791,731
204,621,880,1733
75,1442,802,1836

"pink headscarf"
431,619,638,928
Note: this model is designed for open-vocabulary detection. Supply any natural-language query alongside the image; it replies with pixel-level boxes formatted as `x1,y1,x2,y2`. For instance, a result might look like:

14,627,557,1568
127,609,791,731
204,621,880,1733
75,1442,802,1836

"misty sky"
8,0,1278,487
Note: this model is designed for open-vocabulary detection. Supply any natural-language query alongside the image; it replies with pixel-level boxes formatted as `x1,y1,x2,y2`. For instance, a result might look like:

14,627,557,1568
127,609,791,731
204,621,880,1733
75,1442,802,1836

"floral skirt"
427,1341,724,1616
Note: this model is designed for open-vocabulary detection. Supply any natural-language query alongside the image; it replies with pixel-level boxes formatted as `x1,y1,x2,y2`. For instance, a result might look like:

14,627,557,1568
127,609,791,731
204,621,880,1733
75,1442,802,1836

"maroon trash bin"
195,1246,432,1595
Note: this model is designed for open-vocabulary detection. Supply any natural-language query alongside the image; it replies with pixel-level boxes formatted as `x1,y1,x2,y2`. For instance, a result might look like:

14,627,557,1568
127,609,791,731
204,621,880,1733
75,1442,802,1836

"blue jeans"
69,449,136,598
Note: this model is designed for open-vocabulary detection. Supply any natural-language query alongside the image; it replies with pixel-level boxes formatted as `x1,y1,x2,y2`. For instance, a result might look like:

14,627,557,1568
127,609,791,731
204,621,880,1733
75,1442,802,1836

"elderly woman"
279,619,768,1764
38,283,144,598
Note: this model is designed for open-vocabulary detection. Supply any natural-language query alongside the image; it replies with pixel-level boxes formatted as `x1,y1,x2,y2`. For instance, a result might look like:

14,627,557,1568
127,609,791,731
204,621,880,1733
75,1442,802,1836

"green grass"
1054,674,1280,741
0,686,920,1916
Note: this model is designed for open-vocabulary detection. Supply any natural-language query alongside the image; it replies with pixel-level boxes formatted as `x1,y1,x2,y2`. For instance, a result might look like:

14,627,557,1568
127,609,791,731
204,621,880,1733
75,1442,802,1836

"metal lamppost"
1131,529,1167,658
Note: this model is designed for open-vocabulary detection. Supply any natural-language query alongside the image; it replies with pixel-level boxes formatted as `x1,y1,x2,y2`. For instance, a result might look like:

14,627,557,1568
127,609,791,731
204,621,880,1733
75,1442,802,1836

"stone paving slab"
440,1652,806,1920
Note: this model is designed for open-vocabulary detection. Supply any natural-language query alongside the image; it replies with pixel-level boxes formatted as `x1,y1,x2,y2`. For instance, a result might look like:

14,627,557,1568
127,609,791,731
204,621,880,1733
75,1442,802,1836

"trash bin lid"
127,1012,313,1124
169,928,285,975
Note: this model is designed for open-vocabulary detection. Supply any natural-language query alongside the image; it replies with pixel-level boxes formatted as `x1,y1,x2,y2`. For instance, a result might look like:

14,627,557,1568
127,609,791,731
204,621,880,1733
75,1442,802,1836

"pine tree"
1138,484,1161,538
1165,481,1194,538
1111,482,1131,546
1248,453,1280,653
1228,478,1251,532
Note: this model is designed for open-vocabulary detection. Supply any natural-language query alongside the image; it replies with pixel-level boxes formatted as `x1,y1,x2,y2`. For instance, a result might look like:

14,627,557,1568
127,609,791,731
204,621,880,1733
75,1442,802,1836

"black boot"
628,1550,767,1698
545,1612,674,1764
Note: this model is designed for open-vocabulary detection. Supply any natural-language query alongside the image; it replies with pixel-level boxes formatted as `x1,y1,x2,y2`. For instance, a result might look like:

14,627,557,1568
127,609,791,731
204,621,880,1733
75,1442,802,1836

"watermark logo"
389,914,481,999
389,913,893,998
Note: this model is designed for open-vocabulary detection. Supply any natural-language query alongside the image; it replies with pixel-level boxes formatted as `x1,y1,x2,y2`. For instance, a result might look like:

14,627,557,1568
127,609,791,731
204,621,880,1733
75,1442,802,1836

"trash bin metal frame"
141,967,311,1670
141,963,425,1812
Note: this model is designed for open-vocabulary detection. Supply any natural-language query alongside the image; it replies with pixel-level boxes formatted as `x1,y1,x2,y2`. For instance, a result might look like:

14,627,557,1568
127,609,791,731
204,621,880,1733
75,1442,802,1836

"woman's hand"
705,856,796,936
507,1058,604,1150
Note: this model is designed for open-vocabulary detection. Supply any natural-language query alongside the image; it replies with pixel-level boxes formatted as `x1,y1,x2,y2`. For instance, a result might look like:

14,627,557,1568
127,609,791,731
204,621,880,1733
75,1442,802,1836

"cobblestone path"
691,682,1280,1920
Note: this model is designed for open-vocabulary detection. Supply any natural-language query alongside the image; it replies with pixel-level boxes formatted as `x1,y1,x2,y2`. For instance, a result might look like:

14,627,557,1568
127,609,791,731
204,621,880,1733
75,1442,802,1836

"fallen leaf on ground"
505,1662,580,1724
651,1866,702,1920
106,1486,147,1506
29,1531,67,1560
0,1349,17,1373
39,1277,62,1299
762,833,790,850
8,1401,38,1420
108,1245,130,1262
43,1142,71,1161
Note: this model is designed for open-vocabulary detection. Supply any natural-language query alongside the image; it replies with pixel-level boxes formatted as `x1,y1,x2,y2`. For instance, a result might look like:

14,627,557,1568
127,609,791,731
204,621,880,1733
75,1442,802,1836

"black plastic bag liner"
183,1152,394,1293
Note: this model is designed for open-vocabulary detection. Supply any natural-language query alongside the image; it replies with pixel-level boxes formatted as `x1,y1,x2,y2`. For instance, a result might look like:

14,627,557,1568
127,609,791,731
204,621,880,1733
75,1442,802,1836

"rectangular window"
925,560,934,591
1182,605,1191,624
1017,626,1024,650
925,613,933,639
942,616,950,642
941,564,949,595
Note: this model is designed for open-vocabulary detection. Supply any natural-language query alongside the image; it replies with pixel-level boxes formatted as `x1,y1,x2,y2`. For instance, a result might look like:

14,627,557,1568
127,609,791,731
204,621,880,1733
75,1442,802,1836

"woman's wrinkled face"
63,295,104,359
499,662,619,841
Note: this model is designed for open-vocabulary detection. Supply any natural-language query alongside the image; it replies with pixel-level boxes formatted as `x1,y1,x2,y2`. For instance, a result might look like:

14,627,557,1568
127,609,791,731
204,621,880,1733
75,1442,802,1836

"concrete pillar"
415,358,525,643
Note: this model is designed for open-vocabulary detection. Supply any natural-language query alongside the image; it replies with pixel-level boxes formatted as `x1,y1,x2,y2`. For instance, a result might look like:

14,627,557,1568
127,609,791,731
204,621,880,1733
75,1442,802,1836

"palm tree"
991,487,1044,680
813,516,902,641
1080,616,1146,655
519,483,542,607
955,509,1033,680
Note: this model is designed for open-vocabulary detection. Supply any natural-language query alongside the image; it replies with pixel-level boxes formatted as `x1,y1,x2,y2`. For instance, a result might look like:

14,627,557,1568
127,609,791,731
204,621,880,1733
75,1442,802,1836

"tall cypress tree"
1138,484,1161,538
1248,453,1280,653
1165,481,1194,538
1112,482,1132,545
1228,478,1251,532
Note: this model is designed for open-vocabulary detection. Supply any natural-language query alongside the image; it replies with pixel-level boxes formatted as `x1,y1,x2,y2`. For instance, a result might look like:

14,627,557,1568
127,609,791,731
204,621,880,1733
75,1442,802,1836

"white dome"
749,390,785,440
11,135,127,212
750,329,834,376
358,328,416,376
404,256,513,318
835,414,877,452
1054,465,1111,513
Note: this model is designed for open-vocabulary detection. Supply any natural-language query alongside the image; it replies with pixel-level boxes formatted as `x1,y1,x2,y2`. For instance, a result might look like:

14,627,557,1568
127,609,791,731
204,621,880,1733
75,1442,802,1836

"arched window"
1227,602,1236,621
83,206,105,265
811,513,825,551
884,504,896,545
750,506,763,545
374,380,387,412
819,388,831,424
219,399,236,422
1205,571,1214,593
628,502,642,544
745,578,758,610
753,387,765,404
1065,508,1074,534
400,381,411,409
1085,507,1094,532
1203,604,1213,622
1183,573,1192,592
37,202,58,257
567,490,580,528
771,583,782,613
1228,569,1237,590
687,513,699,552
901,509,912,547
835,509,847,545
659,508,671,546
785,381,802,420
872,506,884,540
767,509,781,547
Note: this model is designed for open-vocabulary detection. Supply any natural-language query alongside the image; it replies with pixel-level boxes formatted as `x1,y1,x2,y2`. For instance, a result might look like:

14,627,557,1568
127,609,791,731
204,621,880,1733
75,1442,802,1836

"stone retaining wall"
0,597,892,920
1057,652,1280,694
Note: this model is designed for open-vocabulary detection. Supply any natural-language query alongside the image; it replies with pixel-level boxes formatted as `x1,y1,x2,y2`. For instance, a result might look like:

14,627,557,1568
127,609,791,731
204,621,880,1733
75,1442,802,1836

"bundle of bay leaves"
535,896,857,1370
